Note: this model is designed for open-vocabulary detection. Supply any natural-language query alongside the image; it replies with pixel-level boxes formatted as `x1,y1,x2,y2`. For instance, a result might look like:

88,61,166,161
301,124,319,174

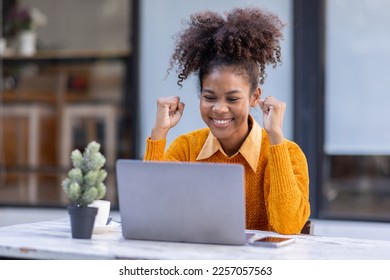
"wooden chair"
301,220,314,235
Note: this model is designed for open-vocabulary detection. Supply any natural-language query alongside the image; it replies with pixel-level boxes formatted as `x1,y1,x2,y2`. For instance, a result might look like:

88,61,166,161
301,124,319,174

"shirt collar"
196,115,262,172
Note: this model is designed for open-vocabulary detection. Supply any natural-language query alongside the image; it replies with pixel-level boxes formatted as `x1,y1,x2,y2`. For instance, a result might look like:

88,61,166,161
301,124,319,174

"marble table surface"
0,218,390,260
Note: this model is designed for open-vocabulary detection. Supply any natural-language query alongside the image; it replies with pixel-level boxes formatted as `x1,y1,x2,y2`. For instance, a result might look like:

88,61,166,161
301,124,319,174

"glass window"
323,0,390,221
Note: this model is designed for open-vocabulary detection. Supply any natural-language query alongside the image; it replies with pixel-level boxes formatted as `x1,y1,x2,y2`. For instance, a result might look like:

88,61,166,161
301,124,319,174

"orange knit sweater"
144,128,310,234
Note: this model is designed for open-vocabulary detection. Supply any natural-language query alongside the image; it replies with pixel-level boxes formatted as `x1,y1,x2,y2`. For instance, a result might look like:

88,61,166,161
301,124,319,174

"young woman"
144,8,310,234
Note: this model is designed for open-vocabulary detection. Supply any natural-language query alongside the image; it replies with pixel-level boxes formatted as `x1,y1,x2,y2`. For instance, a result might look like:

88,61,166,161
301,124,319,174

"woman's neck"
219,124,251,157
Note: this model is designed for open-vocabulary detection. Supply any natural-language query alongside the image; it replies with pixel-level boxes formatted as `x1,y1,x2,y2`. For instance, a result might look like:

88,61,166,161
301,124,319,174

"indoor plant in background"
62,141,107,239
3,5,47,55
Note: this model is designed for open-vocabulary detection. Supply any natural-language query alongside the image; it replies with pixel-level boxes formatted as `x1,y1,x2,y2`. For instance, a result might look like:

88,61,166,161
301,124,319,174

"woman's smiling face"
200,67,260,155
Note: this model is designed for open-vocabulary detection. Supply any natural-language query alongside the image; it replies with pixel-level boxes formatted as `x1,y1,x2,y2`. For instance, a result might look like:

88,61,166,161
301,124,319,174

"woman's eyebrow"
225,90,241,95
201,89,241,94
201,89,216,94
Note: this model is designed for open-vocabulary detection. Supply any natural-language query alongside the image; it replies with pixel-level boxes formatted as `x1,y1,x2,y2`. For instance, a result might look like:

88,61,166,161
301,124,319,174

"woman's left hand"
258,96,286,145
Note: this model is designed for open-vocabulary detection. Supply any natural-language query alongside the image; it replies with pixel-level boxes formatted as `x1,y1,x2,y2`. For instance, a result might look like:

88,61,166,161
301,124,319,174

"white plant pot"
18,31,37,56
0,38,6,55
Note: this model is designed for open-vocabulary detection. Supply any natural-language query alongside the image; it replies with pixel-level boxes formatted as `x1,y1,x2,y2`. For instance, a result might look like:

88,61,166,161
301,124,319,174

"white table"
0,218,390,259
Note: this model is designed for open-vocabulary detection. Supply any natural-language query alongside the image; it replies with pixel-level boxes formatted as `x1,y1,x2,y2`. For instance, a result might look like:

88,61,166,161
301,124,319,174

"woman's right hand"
151,96,185,140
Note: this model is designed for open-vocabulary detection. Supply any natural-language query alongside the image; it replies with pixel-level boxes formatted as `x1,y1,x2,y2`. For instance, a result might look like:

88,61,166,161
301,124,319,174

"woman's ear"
250,88,262,107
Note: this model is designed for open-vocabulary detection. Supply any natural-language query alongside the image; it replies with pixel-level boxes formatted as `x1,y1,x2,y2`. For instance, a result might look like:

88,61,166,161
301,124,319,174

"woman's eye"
227,98,239,102
204,96,216,101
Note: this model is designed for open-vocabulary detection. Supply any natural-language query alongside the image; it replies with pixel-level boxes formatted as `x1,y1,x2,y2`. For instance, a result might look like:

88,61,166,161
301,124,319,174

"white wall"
138,0,293,158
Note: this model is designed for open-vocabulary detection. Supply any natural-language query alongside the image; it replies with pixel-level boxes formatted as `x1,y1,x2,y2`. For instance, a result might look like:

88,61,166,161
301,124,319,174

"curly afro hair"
169,7,285,91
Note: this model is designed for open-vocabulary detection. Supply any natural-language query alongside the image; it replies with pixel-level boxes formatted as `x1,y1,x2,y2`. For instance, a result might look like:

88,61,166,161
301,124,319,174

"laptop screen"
116,160,246,245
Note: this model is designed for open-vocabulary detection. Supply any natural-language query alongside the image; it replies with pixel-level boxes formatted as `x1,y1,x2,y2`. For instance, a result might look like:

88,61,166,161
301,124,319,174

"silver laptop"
116,159,246,245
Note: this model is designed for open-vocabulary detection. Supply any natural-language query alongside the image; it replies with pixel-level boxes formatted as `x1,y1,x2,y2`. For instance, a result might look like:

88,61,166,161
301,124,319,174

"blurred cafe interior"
1,0,390,235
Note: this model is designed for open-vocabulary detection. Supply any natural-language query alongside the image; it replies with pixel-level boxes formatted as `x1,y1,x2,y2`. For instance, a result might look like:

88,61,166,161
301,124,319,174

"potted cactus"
62,141,107,239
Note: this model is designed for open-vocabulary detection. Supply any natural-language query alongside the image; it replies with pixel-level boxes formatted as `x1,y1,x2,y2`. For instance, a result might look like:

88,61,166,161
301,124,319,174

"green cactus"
62,141,107,207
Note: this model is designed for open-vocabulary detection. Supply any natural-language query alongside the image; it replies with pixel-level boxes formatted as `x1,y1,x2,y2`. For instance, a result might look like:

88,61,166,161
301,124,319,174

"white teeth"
213,119,232,125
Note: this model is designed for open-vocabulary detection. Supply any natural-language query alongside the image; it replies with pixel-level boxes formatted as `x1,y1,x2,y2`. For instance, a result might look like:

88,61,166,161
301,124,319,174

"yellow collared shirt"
196,115,261,172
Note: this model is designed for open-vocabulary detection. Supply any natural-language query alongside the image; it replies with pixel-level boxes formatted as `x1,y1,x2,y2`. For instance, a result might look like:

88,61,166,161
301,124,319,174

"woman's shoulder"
169,127,210,145
167,128,211,157
174,127,210,142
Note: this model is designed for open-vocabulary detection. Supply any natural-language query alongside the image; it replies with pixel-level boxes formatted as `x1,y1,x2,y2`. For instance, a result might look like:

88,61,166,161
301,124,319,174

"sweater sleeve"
265,141,311,234
143,136,190,161
143,138,167,160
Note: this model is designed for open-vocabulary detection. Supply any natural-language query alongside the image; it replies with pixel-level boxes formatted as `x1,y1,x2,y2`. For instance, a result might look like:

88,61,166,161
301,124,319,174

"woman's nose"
212,102,229,113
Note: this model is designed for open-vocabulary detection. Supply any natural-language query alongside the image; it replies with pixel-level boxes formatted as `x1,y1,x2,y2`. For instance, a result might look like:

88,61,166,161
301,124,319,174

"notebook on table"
116,159,247,245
